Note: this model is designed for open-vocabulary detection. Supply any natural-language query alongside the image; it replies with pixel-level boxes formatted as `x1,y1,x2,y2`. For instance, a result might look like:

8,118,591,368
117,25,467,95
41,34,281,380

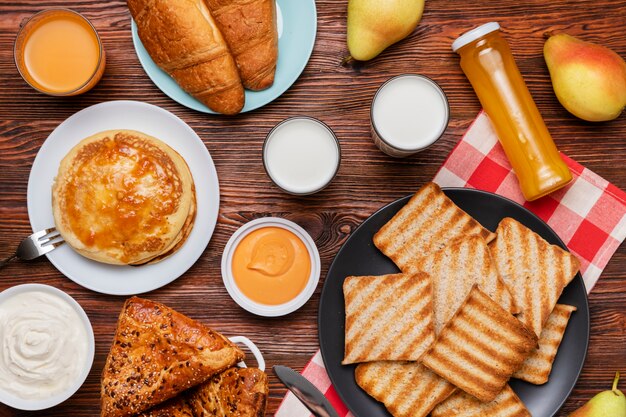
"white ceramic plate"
27,101,220,295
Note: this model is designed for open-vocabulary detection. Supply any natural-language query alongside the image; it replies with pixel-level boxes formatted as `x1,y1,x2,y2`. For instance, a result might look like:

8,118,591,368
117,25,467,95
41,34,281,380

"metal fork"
0,228,64,269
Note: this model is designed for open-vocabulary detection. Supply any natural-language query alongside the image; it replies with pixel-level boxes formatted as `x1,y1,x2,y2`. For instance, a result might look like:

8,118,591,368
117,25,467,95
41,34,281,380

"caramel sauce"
64,134,182,262
232,227,311,305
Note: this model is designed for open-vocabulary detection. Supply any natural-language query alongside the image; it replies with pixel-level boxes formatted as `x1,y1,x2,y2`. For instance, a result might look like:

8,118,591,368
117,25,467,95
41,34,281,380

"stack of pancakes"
52,129,196,265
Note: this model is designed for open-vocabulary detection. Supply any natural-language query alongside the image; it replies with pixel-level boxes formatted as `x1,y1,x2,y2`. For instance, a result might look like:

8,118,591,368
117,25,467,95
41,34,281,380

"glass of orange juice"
14,9,105,96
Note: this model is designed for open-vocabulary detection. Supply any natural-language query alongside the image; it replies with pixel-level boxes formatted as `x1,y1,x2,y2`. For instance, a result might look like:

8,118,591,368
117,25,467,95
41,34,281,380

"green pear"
569,372,626,417
347,0,425,61
544,33,626,122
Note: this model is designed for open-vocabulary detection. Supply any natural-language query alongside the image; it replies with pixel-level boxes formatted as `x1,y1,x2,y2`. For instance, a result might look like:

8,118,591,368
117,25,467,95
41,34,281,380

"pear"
569,372,626,417
347,0,425,61
544,33,626,122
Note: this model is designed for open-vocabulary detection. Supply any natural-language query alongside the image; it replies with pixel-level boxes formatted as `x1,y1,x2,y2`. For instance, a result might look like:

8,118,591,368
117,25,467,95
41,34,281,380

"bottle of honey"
452,22,571,201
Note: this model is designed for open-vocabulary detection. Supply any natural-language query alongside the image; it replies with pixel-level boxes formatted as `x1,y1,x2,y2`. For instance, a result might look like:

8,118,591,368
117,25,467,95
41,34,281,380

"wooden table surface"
0,0,624,415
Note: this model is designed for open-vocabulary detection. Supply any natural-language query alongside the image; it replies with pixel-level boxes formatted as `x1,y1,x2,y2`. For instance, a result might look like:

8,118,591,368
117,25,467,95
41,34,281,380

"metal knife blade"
273,365,340,417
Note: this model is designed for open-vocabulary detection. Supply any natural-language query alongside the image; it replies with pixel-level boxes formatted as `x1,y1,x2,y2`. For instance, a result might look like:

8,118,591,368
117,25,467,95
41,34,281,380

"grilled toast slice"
342,273,434,364
355,362,456,417
513,304,577,384
101,297,245,417
431,384,530,417
489,217,580,337
409,235,518,333
373,182,495,271
421,286,538,402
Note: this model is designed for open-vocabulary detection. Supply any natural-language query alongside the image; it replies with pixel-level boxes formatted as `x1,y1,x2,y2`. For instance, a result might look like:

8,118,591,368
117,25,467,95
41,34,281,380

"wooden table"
0,0,624,415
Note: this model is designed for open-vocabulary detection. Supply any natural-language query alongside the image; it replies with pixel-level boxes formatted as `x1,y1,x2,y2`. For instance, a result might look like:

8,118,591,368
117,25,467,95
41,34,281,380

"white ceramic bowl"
0,284,95,410
221,217,321,317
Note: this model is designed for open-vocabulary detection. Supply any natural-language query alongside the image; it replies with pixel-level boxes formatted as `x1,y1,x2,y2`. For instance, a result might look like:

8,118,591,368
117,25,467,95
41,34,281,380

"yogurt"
371,74,449,157
263,117,340,195
0,290,90,401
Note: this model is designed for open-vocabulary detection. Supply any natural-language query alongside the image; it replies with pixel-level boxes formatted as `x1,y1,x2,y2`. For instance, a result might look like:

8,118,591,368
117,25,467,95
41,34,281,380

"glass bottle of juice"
452,22,571,201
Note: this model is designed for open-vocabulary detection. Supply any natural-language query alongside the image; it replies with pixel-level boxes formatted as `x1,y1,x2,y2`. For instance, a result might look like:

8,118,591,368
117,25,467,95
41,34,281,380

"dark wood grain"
0,0,625,416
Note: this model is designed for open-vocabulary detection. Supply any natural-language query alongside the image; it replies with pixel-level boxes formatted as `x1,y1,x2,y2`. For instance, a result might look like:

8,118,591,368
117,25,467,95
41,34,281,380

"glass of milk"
263,117,341,195
371,74,450,157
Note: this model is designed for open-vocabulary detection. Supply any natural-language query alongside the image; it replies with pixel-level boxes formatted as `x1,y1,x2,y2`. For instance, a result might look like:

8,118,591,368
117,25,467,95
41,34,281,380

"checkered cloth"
274,111,626,417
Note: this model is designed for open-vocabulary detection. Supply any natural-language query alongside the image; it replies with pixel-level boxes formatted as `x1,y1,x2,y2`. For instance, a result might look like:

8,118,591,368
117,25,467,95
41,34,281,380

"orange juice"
453,23,571,201
15,9,105,95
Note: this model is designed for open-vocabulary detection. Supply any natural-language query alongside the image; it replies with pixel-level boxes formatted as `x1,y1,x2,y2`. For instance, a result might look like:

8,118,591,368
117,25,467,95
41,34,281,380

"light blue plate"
131,0,317,114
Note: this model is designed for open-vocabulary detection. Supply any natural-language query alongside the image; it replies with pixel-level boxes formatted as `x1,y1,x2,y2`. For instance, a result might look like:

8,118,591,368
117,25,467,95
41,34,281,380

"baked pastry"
128,0,245,114
188,367,268,416
139,367,268,417
52,130,196,265
101,297,245,417
205,0,278,90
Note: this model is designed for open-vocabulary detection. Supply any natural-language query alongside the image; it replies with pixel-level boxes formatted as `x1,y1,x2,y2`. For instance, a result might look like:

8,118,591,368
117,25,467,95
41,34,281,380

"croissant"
128,0,245,114
204,0,278,91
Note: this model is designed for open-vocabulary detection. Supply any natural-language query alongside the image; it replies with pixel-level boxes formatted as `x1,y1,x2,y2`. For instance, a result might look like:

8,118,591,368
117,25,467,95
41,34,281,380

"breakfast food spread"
127,0,245,115
52,129,196,265
342,272,434,364
232,226,311,305
0,290,90,400
205,0,278,91
101,297,247,417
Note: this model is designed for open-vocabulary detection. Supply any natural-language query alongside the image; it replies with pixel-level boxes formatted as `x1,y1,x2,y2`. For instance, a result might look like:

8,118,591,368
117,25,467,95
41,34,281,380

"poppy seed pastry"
52,129,195,265
101,297,245,417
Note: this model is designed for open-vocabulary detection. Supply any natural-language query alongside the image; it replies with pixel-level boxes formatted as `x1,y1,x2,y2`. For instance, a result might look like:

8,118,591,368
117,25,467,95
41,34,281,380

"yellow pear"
544,33,626,122
347,0,425,61
569,372,626,417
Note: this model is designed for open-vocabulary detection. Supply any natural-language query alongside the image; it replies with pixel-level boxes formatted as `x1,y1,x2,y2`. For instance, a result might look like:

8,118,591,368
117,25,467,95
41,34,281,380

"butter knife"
273,365,340,417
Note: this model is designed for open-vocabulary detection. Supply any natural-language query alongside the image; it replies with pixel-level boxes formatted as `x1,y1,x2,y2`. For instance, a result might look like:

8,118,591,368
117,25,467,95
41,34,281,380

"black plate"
318,188,589,417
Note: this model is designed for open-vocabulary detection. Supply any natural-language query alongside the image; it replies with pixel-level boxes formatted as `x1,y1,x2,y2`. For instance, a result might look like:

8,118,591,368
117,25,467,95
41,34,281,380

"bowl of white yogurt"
0,284,95,410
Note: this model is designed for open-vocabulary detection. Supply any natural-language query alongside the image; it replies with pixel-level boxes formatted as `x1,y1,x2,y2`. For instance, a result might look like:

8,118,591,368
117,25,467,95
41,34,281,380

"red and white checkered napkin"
274,111,626,417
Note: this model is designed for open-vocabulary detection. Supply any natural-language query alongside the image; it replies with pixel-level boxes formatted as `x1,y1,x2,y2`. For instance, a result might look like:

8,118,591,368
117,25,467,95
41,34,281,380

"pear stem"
613,372,620,391
341,55,354,66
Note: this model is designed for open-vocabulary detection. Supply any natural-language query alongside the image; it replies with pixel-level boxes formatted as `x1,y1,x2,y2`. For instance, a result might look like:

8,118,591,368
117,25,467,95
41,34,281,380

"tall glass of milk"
263,117,341,195
371,74,450,157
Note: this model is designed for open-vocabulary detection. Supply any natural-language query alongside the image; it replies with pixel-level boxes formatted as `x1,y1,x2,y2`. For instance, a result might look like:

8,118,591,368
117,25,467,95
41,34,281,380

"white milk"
371,75,449,157
264,118,340,194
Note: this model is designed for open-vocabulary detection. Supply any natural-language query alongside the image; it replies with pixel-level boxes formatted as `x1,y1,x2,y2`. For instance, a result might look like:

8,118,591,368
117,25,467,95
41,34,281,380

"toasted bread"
421,286,538,402
513,304,577,384
431,384,530,417
355,362,456,417
489,217,580,337
342,273,434,364
373,182,495,271
409,235,518,333
101,297,245,417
